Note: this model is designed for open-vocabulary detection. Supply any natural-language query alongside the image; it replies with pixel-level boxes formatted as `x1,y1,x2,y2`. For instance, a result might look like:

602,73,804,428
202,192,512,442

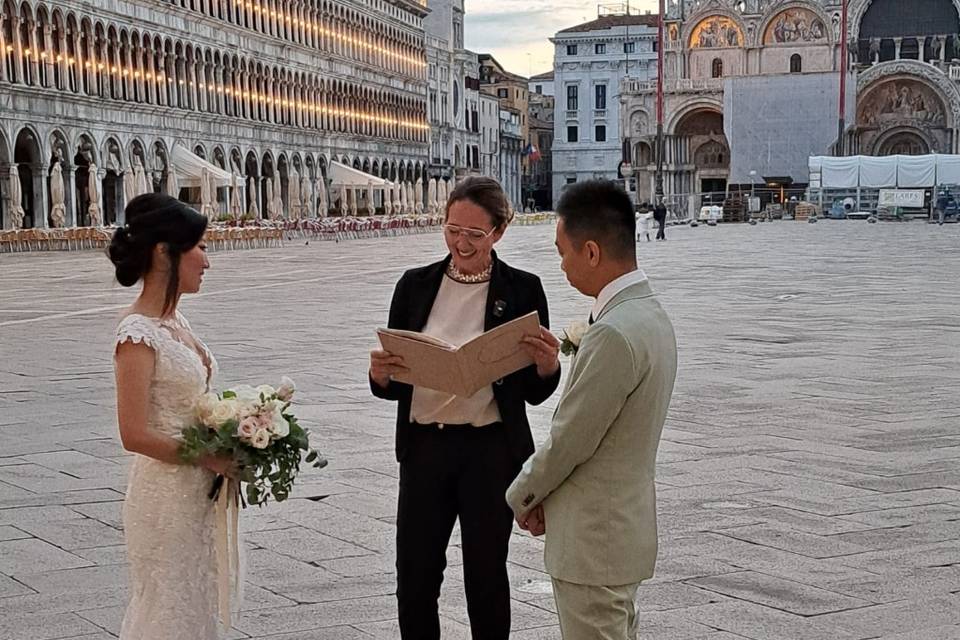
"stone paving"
1,219,959,640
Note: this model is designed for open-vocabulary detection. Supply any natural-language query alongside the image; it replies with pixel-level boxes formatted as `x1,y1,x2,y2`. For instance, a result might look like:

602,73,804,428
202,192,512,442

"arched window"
790,53,802,73
711,58,723,78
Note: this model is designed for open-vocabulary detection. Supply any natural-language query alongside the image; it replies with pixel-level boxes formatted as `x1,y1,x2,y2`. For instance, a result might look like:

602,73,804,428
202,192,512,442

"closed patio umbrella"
49,161,67,228
8,166,25,229
87,164,102,227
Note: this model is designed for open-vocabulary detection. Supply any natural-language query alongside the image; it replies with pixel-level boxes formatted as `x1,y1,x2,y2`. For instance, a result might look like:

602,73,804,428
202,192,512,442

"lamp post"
655,0,665,202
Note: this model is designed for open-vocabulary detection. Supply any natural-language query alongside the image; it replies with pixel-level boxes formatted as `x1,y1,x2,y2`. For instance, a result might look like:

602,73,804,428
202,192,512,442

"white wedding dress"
115,312,239,640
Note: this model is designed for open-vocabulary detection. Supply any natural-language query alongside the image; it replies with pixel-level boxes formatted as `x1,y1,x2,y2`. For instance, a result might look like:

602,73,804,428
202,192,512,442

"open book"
377,311,540,397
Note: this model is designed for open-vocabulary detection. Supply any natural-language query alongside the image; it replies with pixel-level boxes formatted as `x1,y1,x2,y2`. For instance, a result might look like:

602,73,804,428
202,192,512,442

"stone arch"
857,61,959,128
48,129,70,168
628,109,650,137
129,138,147,170
277,152,289,217
0,127,10,228
14,125,43,228
667,100,724,136
875,127,934,155
212,145,226,169
261,150,275,219
760,3,831,46
686,12,745,49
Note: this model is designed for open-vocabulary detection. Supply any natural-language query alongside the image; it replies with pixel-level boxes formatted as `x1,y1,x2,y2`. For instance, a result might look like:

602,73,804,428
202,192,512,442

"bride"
109,193,240,639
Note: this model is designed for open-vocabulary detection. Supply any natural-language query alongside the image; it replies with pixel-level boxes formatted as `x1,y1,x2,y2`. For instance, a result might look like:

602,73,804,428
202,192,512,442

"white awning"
171,143,236,188
328,161,392,188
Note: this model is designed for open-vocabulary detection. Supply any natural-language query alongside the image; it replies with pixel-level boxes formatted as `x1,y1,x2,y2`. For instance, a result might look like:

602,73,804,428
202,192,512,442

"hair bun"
108,226,149,287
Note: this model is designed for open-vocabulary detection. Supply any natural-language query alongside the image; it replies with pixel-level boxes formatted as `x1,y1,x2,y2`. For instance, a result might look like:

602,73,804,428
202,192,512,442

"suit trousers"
396,422,519,640
552,578,640,640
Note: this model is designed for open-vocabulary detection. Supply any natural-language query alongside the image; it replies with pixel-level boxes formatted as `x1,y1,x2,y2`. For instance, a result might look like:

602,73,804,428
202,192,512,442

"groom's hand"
516,505,546,537
521,327,561,378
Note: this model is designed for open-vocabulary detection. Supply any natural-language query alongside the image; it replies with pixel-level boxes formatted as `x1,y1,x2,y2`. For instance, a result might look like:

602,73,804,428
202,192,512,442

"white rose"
269,410,290,439
235,399,259,420
565,320,589,347
195,392,220,425
250,428,271,449
276,376,296,402
256,384,277,399
232,385,260,404
210,398,240,425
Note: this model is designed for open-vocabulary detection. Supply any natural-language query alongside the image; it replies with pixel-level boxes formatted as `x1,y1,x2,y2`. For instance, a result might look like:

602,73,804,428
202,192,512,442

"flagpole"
837,0,848,156
655,0,665,202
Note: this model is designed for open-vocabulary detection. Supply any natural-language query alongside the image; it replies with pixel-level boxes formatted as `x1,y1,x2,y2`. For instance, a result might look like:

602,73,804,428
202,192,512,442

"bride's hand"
199,454,239,479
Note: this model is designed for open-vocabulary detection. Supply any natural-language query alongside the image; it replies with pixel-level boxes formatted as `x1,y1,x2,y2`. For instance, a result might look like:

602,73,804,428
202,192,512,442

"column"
32,164,50,229
60,165,76,227
41,23,55,86
27,23,41,84
10,15,22,83
894,37,902,60
146,47,157,104
55,25,67,89
0,17,7,83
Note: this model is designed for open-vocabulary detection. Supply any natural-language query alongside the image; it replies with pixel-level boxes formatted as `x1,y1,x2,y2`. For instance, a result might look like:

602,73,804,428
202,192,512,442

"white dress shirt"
591,269,648,321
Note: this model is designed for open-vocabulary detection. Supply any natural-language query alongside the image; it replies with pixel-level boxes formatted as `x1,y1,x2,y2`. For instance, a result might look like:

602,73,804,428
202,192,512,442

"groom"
508,180,678,639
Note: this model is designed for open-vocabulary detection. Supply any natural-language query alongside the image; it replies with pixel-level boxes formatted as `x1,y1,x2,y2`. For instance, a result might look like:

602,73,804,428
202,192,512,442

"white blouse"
410,275,502,427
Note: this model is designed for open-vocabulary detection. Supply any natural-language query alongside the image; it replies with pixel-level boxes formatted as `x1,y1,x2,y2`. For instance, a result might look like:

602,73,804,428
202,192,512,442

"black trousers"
396,422,519,640
656,217,666,240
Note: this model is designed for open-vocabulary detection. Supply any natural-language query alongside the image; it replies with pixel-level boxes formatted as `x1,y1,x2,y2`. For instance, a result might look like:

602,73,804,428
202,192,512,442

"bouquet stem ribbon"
215,478,241,630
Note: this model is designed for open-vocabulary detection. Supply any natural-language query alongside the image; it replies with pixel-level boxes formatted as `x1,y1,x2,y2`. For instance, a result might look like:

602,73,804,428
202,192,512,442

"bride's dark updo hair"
108,193,207,313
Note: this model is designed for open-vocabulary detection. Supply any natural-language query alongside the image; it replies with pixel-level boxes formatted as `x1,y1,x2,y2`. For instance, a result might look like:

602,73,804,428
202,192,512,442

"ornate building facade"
0,0,430,229
551,11,658,205
424,0,481,181
621,0,960,209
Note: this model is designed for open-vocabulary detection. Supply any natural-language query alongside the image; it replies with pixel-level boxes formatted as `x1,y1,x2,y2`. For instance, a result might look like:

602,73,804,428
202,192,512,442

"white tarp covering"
820,156,861,188
858,156,898,188
811,154,960,188
328,161,392,188
172,143,235,188
935,154,960,185
897,155,936,188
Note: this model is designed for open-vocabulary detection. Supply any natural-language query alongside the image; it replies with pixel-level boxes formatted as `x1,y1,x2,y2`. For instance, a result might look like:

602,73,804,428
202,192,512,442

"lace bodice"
115,311,218,439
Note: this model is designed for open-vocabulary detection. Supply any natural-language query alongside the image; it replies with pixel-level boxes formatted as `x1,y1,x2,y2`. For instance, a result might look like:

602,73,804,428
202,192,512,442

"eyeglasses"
442,223,496,242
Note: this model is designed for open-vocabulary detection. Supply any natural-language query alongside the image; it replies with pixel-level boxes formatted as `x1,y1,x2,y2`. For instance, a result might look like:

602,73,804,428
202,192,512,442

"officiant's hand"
521,327,561,378
369,349,408,388
517,504,546,537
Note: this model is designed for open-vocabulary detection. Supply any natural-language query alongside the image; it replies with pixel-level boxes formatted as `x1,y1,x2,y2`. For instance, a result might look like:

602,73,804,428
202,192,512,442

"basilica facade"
621,0,960,208
0,0,430,229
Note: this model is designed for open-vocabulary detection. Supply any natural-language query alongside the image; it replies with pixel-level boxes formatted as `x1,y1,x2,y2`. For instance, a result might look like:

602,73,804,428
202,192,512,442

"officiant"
369,176,561,640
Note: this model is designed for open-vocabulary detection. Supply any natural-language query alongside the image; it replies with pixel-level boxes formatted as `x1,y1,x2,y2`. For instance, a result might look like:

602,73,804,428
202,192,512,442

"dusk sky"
464,0,659,77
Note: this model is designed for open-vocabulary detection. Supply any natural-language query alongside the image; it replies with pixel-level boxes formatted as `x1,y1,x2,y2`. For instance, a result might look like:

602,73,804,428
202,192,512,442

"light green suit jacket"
506,280,677,586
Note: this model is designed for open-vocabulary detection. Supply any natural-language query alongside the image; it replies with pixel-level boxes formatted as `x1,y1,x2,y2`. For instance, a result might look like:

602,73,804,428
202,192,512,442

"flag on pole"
523,143,542,162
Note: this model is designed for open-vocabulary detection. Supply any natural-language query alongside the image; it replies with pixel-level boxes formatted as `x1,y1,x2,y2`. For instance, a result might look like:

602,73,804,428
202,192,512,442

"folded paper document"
377,311,540,396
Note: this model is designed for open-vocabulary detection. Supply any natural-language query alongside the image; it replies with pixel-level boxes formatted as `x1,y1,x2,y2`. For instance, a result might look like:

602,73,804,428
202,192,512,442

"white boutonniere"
559,320,589,356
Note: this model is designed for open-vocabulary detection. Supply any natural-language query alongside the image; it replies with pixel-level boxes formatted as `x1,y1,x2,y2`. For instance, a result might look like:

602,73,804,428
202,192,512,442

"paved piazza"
1,220,959,640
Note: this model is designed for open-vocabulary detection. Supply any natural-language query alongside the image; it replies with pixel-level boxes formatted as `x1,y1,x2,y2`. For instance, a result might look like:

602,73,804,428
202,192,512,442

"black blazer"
371,252,561,462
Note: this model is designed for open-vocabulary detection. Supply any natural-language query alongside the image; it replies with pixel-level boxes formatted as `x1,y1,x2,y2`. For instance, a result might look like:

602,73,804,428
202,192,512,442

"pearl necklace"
446,262,492,284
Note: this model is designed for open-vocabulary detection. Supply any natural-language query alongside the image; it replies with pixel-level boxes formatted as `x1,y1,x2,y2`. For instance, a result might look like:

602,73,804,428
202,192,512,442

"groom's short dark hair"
556,180,635,260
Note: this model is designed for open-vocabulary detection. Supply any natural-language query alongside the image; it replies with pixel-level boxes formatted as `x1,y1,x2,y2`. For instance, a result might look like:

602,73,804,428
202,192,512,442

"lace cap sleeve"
115,314,160,351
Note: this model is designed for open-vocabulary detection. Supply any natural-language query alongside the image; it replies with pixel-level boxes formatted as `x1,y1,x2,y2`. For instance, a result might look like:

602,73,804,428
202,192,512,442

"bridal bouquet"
179,377,327,506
